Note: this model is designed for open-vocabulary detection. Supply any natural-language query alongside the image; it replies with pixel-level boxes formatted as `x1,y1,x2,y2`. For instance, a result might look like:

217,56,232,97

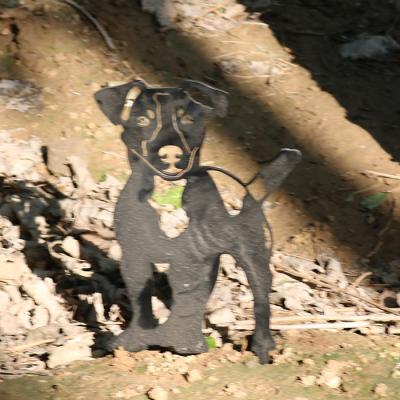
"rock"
141,0,177,28
221,383,246,398
30,305,50,328
67,155,96,193
0,311,24,335
223,4,246,19
392,364,400,378
299,375,317,387
324,257,348,289
340,35,400,60
147,386,169,400
318,372,341,389
0,80,42,113
0,253,31,282
159,208,189,238
61,236,81,259
47,333,93,368
208,307,235,326
25,324,61,343
0,290,11,309
185,369,202,383
272,272,313,311
108,243,122,261
373,383,388,397
207,285,232,312
316,360,352,390
22,275,66,322
388,324,400,335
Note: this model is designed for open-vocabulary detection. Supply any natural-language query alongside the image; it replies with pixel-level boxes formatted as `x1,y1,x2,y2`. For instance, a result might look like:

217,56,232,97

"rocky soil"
0,133,399,380
1,0,400,399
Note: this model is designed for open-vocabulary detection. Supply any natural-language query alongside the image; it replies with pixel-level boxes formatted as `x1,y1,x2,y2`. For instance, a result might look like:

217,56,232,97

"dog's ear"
180,80,228,117
94,80,147,125
260,149,302,196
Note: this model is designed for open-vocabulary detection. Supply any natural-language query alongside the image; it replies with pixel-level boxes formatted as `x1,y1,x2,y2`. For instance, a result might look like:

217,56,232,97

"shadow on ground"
256,0,400,161
85,0,400,265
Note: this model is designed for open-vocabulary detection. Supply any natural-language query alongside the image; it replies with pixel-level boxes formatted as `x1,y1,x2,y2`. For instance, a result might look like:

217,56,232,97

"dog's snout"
158,145,183,174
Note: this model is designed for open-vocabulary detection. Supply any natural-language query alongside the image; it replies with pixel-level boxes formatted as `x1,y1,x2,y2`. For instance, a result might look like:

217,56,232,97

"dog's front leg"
159,255,219,355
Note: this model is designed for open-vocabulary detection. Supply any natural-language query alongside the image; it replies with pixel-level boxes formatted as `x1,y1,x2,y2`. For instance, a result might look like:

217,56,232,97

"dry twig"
270,321,370,331
3,339,56,353
351,272,372,288
364,170,400,180
273,259,400,315
60,0,115,50
271,313,400,324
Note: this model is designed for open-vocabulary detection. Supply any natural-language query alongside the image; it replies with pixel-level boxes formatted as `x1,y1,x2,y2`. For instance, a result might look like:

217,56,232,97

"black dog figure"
95,80,301,364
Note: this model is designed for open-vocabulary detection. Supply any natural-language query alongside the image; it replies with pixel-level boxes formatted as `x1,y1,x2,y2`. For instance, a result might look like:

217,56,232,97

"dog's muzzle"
158,145,183,174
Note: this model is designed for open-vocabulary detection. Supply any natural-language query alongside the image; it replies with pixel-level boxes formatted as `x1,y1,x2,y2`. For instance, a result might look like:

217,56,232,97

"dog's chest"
147,176,189,238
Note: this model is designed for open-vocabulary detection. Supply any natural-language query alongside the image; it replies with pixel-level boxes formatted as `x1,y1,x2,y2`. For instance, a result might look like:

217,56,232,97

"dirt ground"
0,0,400,398
1,331,400,399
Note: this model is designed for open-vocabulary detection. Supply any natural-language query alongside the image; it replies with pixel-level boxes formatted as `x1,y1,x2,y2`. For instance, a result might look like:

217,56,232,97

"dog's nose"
158,145,183,174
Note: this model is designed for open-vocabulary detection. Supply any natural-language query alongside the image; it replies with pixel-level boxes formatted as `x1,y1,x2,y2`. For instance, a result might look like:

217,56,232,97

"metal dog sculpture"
95,80,301,364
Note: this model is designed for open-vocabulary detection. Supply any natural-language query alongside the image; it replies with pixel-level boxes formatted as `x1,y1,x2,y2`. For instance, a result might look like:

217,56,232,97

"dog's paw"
251,335,275,364
105,332,147,353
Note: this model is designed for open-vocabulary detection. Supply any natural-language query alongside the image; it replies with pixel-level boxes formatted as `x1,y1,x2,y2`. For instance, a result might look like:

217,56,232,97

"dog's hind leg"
231,243,275,364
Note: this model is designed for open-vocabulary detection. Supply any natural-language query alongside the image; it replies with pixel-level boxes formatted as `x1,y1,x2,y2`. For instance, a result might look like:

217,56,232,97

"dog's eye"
176,108,185,117
137,116,150,127
181,114,194,125
146,109,155,119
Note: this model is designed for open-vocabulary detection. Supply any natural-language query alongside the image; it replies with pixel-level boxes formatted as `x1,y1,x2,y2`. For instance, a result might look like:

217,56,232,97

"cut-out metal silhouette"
95,80,301,364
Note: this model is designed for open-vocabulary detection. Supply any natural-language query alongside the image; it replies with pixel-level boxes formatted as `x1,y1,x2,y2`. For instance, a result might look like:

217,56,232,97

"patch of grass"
151,185,184,209
360,192,387,210
98,170,108,182
205,336,218,350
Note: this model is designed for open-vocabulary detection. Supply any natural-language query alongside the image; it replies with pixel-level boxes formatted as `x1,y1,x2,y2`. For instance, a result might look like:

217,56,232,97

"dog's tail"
258,148,302,202
201,148,302,200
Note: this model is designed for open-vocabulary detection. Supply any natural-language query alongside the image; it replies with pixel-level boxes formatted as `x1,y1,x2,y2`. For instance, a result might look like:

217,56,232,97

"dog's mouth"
130,145,199,180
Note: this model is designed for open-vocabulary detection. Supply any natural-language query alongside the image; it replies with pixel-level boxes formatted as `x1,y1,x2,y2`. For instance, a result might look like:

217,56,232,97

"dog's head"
95,79,228,179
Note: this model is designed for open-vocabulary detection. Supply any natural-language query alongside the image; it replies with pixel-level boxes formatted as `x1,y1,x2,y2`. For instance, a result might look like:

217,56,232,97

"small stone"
226,351,242,363
147,387,168,400
208,307,235,326
388,325,400,335
1,27,11,35
374,383,388,397
321,373,341,389
47,334,93,368
207,376,219,383
108,243,122,261
303,358,315,366
245,360,258,369
185,369,202,383
62,236,80,259
392,369,400,379
221,383,246,397
299,375,317,387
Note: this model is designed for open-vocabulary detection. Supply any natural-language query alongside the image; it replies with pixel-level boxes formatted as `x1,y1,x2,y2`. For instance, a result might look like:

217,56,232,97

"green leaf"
205,336,218,350
98,171,107,182
151,185,184,209
360,192,387,211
